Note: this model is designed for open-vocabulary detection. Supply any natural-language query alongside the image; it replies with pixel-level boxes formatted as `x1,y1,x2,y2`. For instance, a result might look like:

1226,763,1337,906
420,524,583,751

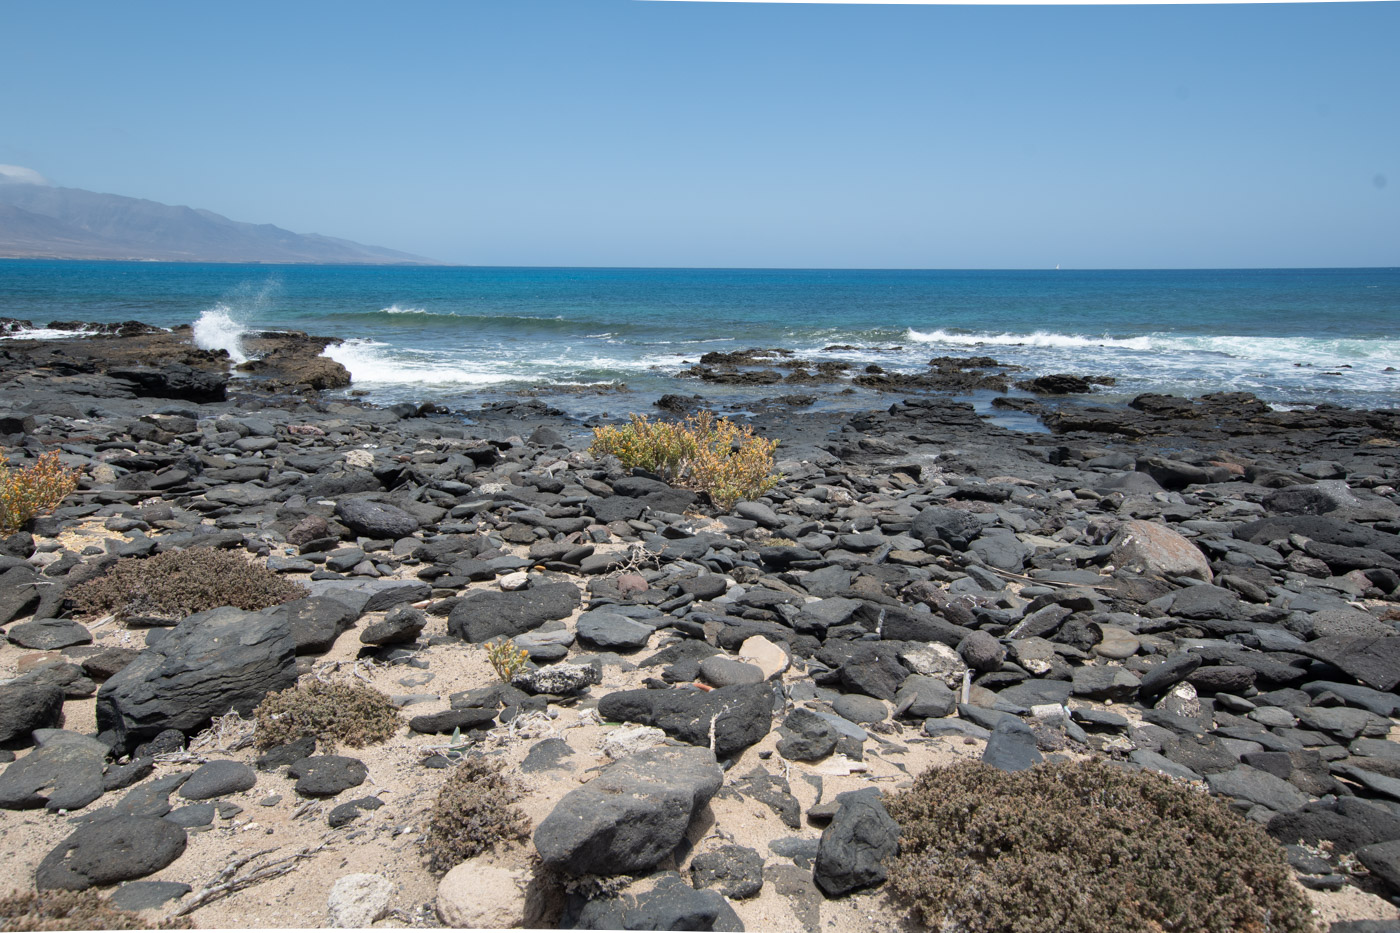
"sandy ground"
1,519,1398,930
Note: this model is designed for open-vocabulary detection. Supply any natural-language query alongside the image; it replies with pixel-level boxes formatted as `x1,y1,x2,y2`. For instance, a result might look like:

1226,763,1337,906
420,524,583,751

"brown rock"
1110,520,1213,583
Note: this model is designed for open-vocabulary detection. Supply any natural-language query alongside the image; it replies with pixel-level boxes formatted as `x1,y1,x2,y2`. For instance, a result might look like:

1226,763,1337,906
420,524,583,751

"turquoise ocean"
1,262,1396,419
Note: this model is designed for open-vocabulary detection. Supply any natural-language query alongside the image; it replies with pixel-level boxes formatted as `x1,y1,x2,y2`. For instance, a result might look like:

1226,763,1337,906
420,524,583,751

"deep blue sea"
1,261,1397,418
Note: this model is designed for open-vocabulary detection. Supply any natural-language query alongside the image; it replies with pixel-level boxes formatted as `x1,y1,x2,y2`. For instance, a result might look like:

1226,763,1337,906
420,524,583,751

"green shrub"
589,410,779,511
70,546,307,622
884,759,1316,933
0,450,80,535
0,889,192,930
253,679,401,750
425,755,532,873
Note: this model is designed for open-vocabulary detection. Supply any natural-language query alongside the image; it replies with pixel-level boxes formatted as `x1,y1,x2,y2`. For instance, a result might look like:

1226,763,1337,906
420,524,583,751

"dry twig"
171,844,326,917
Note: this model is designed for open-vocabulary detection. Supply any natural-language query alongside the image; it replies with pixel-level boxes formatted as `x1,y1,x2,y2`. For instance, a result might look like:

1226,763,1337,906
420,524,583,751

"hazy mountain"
0,181,438,264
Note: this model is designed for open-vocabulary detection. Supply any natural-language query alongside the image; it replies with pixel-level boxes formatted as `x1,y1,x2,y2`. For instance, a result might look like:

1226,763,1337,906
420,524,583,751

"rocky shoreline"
2,323,1400,931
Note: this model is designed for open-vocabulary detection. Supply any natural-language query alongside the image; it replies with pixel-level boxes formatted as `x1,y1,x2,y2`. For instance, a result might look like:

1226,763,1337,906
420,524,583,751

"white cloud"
0,165,50,186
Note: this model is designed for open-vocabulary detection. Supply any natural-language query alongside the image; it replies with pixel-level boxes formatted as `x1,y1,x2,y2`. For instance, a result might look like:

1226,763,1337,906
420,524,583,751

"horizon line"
1,257,1397,273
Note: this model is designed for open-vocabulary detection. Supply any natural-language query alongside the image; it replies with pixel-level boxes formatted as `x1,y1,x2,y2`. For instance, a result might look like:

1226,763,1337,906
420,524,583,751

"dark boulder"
96,606,297,752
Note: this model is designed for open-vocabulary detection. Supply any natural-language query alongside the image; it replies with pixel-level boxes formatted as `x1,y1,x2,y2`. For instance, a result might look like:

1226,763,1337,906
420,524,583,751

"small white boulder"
436,859,532,928
327,872,394,928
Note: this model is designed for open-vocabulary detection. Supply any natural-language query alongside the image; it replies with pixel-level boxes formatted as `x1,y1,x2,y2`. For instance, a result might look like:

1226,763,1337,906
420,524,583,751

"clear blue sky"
3,0,1396,268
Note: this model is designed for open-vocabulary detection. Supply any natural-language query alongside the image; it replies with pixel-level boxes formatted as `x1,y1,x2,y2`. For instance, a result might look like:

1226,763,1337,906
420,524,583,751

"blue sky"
3,1,1397,268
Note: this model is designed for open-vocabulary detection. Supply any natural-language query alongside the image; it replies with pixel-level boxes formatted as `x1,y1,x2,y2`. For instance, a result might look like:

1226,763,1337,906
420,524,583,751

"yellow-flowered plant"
0,450,79,535
486,638,530,683
590,411,780,511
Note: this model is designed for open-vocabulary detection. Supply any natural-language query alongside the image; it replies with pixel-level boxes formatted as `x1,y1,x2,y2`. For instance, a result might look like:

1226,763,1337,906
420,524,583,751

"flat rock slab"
334,499,419,539
7,619,93,650
1300,635,1400,693
446,583,580,643
597,683,774,760
179,760,256,799
288,755,368,797
534,746,723,876
1206,765,1309,813
576,610,655,651
108,880,192,911
0,731,107,810
36,815,187,890
521,737,575,774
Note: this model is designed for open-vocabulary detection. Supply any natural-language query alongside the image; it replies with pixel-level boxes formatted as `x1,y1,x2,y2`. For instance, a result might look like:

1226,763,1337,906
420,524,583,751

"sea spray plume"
190,277,282,364
192,304,249,363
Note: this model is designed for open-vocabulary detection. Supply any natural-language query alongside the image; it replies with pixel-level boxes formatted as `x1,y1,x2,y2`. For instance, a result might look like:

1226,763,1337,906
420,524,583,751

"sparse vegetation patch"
424,755,532,873
0,889,192,931
70,546,306,622
590,410,779,510
253,679,401,750
884,759,1316,933
0,450,80,535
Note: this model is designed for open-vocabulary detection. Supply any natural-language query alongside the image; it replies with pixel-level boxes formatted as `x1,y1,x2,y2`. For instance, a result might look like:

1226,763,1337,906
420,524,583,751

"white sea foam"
906,329,1155,351
192,305,249,363
380,304,433,315
0,325,91,341
323,339,508,385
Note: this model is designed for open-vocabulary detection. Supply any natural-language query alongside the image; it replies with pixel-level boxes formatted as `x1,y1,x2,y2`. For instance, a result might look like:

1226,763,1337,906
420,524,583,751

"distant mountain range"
0,181,438,264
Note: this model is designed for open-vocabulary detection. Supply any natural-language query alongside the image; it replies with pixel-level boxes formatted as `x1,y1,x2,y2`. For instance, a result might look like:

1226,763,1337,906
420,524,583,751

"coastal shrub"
253,679,401,750
0,450,80,535
70,546,307,622
884,759,1316,933
0,889,192,930
486,638,530,683
590,410,779,511
424,755,532,873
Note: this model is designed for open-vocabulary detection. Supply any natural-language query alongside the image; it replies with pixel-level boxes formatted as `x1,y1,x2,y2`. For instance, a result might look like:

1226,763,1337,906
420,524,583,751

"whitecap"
323,339,510,385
